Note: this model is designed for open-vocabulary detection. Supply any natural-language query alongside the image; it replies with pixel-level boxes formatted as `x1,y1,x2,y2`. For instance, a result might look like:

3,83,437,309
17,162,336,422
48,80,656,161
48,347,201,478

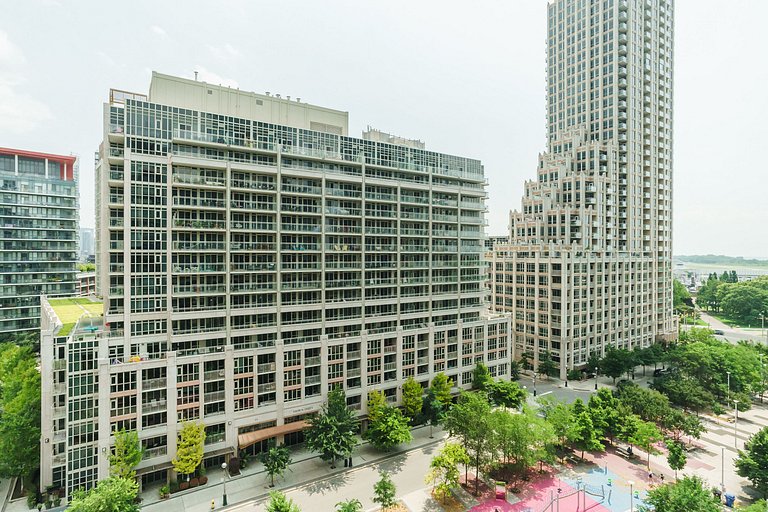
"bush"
199,476,208,485
53,498,61,507
169,481,179,493
567,369,582,381
159,485,170,499
26,489,37,510
189,478,199,488
179,482,189,491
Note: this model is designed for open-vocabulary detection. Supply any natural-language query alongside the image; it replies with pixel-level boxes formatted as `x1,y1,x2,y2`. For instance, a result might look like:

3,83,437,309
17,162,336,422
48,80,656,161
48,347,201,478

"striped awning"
237,421,310,449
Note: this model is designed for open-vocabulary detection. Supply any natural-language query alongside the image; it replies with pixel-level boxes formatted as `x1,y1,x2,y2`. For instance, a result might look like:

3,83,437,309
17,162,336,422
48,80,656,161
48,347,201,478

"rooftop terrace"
47,297,103,337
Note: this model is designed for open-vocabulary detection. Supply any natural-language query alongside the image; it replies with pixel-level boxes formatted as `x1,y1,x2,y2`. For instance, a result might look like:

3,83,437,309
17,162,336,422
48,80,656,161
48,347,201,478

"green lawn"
48,298,103,336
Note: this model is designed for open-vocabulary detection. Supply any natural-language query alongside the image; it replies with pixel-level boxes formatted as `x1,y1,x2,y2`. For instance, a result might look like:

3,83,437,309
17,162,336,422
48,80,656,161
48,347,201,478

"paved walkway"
137,425,447,512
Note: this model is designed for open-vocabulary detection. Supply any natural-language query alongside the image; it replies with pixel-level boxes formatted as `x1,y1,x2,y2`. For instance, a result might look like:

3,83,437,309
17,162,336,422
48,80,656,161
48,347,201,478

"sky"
1,0,766,258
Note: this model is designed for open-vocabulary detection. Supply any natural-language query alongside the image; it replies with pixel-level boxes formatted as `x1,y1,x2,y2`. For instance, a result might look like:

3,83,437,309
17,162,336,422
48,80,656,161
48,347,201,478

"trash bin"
724,493,735,508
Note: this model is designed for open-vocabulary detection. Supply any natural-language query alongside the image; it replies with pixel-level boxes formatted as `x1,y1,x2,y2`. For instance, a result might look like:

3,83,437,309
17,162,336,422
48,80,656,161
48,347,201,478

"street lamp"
726,371,731,403
628,480,635,512
221,462,229,506
594,366,599,391
533,372,537,397
734,399,740,448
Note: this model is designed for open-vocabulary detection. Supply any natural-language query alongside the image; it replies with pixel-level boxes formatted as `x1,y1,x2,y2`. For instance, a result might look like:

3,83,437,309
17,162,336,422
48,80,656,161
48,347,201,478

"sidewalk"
139,425,447,512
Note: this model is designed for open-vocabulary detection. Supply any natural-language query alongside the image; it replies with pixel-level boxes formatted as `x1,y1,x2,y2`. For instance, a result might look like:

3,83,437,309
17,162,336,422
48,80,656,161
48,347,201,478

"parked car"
714,329,725,335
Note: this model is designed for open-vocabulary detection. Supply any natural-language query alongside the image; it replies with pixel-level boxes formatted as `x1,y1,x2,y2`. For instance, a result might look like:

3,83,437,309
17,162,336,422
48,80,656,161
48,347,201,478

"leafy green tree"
429,372,454,408
638,476,721,512
262,442,292,487
572,410,604,459
365,404,412,451
587,388,624,443
401,377,423,421
519,351,533,371
266,490,301,512
0,344,40,484
472,362,492,391
335,499,363,512
673,278,692,313
491,406,555,470
110,429,144,479
661,409,705,443
616,382,671,423
736,426,768,497
172,421,206,477
68,477,139,512
487,379,527,409
629,419,663,470
537,352,558,378
425,442,470,502
444,391,493,495
587,352,601,375
667,440,687,480
366,390,387,424
372,471,397,509
422,388,444,438
600,348,634,383
509,360,521,381
737,499,768,511
538,396,577,450
305,388,358,468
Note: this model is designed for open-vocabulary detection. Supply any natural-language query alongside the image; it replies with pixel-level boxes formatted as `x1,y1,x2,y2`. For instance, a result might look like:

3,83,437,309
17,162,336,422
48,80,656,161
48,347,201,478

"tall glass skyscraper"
491,0,675,376
0,147,78,339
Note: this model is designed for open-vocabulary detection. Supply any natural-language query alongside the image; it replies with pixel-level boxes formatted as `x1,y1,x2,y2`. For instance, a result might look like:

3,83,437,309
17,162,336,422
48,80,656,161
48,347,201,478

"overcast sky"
1,0,766,258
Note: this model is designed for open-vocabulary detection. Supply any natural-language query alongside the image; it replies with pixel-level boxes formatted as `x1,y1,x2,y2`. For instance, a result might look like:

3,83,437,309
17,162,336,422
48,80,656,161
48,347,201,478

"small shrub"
53,498,61,507
169,481,179,493
179,482,189,491
199,476,208,485
159,485,170,499
189,478,199,488
567,369,582,381
26,490,37,510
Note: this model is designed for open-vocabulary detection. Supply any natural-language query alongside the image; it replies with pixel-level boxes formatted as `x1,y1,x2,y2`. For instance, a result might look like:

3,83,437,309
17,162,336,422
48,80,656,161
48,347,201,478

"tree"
305,388,358,468
616,382,671,423
0,345,40,485
487,379,527,409
736,426,768,497
509,360,521,381
110,429,144,479
366,390,387,424
738,500,768,512
587,388,624,443
519,351,533,371
68,477,139,512
667,440,687,480
365,405,412,451
429,372,454,408
629,419,663,470
443,391,493,495
335,499,363,512
537,352,558,378
425,443,470,502
572,411,604,459
472,362,492,391
600,348,634,383
172,421,206,477
661,409,705,443
638,476,721,512
673,278,692,313
262,442,292,487
401,377,423,421
538,396,577,451
491,406,555,470
266,490,301,512
422,388,444,438
587,352,602,375
372,471,397,510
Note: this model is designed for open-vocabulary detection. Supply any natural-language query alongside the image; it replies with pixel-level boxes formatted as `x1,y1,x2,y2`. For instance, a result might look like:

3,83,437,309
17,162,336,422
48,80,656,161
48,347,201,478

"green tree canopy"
172,421,205,476
487,379,527,409
401,377,423,421
537,352,558,377
421,388,445,438
68,477,139,512
429,372,454,408
472,362,492,391
305,388,358,467
364,404,412,451
444,391,493,495
666,440,687,479
262,442,292,487
638,476,721,512
0,344,41,482
425,442,470,502
266,490,301,512
491,406,555,470
372,471,397,509
736,426,768,497
366,390,387,424
110,429,144,479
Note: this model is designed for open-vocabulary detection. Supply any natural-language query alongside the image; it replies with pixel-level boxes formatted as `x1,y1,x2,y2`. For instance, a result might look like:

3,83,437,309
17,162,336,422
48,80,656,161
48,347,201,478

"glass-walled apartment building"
0,148,78,339
40,72,510,494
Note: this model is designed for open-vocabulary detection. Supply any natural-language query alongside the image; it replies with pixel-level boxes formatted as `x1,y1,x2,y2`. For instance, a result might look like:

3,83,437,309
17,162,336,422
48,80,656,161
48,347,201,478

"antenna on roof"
194,71,198,81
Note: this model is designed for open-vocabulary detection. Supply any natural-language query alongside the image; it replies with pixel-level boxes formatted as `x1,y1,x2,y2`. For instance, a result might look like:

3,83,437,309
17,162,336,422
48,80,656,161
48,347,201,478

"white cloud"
194,66,239,88
0,30,51,134
207,43,241,61
150,25,168,38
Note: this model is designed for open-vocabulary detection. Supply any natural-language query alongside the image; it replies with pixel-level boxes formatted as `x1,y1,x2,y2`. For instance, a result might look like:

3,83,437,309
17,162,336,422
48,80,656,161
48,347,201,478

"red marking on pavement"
470,476,610,512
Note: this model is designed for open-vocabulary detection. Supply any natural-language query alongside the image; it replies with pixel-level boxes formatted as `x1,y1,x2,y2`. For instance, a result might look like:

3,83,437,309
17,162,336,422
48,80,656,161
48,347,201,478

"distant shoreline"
675,255,768,268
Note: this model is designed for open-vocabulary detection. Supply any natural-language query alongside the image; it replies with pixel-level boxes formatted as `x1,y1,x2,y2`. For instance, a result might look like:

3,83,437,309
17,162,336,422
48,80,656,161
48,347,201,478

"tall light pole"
726,371,731,403
595,366,599,390
721,446,725,494
533,372,537,397
221,462,230,506
628,480,635,512
734,399,740,448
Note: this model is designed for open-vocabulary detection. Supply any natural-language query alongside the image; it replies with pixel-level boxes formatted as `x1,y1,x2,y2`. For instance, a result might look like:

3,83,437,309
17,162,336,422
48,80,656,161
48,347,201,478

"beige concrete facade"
40,73,511,495
492,0,675,377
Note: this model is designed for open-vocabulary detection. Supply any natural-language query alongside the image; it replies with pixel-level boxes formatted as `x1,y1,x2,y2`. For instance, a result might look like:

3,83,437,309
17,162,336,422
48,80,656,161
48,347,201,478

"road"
687,310,768,345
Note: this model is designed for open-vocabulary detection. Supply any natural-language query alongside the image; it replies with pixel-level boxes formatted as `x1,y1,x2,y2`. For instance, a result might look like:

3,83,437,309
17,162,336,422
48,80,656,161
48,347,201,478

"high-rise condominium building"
0,148,78,340
80,228,95,262
491,0,675,377
39,72,510,494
